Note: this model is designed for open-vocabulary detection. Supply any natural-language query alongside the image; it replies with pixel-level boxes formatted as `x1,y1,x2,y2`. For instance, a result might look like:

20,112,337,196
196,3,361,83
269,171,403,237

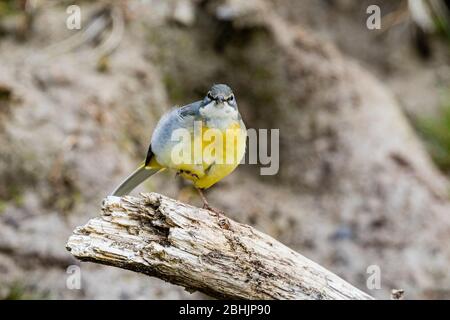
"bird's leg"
196,187,212,210
195,187,225,217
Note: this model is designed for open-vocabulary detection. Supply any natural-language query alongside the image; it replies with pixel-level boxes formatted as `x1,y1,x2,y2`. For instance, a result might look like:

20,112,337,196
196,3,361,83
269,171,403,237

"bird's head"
203,84,237,109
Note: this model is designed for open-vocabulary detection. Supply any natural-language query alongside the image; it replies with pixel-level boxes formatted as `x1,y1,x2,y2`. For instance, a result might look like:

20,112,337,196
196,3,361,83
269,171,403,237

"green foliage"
3,283,29,300
2,283,49,300
432,7,450,42
416,95,450,173
0,1,20,17
0,200,6,214
0,184,23,208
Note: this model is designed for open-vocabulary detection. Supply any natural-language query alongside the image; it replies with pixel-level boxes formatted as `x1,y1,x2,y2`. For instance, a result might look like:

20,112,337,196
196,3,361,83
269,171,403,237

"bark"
66,193,373,300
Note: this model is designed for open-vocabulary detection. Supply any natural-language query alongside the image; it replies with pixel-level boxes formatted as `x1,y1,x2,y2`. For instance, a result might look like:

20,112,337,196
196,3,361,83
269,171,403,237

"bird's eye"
227,95,234,102
207,92,214,100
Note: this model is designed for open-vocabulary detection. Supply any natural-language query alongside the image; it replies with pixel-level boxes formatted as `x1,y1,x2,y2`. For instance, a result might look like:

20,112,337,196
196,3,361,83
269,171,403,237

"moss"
2,282,50,300
432,8,450,42
0,184,23,206
53,190,82,214
415,92,450,173
0,200,6,214
0,191,23,214
13,194,23,207
96,55,110,73
0,1,21,17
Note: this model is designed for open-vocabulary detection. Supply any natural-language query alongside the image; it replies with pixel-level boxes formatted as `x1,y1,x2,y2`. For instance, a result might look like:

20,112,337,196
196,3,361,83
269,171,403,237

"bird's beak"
215,96,226,107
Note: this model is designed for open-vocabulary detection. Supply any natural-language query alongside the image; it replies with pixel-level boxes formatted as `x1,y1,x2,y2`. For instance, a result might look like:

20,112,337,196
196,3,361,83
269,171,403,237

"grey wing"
177,100,202,120
150,101,202,166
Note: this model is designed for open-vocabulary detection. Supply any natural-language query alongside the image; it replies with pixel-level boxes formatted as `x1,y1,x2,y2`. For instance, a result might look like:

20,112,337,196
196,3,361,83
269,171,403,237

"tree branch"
66,193,373,300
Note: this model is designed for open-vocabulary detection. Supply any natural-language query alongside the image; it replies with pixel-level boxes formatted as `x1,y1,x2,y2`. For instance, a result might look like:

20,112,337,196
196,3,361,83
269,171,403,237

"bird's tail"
110,164,162,196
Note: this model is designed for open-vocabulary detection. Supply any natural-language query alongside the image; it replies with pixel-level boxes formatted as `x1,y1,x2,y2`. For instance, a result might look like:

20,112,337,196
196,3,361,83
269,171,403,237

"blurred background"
0,0,449,299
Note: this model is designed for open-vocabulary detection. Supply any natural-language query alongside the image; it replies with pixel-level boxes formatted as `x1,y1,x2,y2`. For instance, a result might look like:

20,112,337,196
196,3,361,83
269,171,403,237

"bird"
110,84,247,214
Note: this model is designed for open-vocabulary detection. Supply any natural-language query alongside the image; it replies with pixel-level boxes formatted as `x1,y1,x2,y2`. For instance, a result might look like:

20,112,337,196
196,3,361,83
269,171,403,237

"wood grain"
66,193,374,300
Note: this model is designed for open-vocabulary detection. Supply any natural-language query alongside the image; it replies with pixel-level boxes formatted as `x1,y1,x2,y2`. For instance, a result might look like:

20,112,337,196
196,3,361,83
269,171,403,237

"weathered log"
66,193,373,300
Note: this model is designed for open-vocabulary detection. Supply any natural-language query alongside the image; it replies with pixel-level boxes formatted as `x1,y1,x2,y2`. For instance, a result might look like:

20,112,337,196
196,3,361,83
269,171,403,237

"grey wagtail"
111,84,247,212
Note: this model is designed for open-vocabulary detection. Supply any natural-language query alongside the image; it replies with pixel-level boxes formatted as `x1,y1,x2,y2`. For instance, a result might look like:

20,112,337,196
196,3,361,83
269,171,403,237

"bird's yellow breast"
176,121,246,189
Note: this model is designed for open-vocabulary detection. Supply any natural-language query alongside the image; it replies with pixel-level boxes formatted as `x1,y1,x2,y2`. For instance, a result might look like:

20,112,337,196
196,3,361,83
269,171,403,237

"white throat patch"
199,101,239,129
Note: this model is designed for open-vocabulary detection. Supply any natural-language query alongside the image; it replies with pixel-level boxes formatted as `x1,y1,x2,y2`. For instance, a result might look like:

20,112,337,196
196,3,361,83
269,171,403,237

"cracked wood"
66,193,373,300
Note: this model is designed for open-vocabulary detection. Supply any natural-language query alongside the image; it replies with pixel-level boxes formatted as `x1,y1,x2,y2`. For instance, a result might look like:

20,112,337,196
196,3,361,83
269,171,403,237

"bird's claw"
202,204,230,229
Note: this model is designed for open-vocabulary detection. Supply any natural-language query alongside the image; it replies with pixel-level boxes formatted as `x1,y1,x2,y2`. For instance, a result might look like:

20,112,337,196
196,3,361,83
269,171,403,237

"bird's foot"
196,187,231,229
202,204,230,230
